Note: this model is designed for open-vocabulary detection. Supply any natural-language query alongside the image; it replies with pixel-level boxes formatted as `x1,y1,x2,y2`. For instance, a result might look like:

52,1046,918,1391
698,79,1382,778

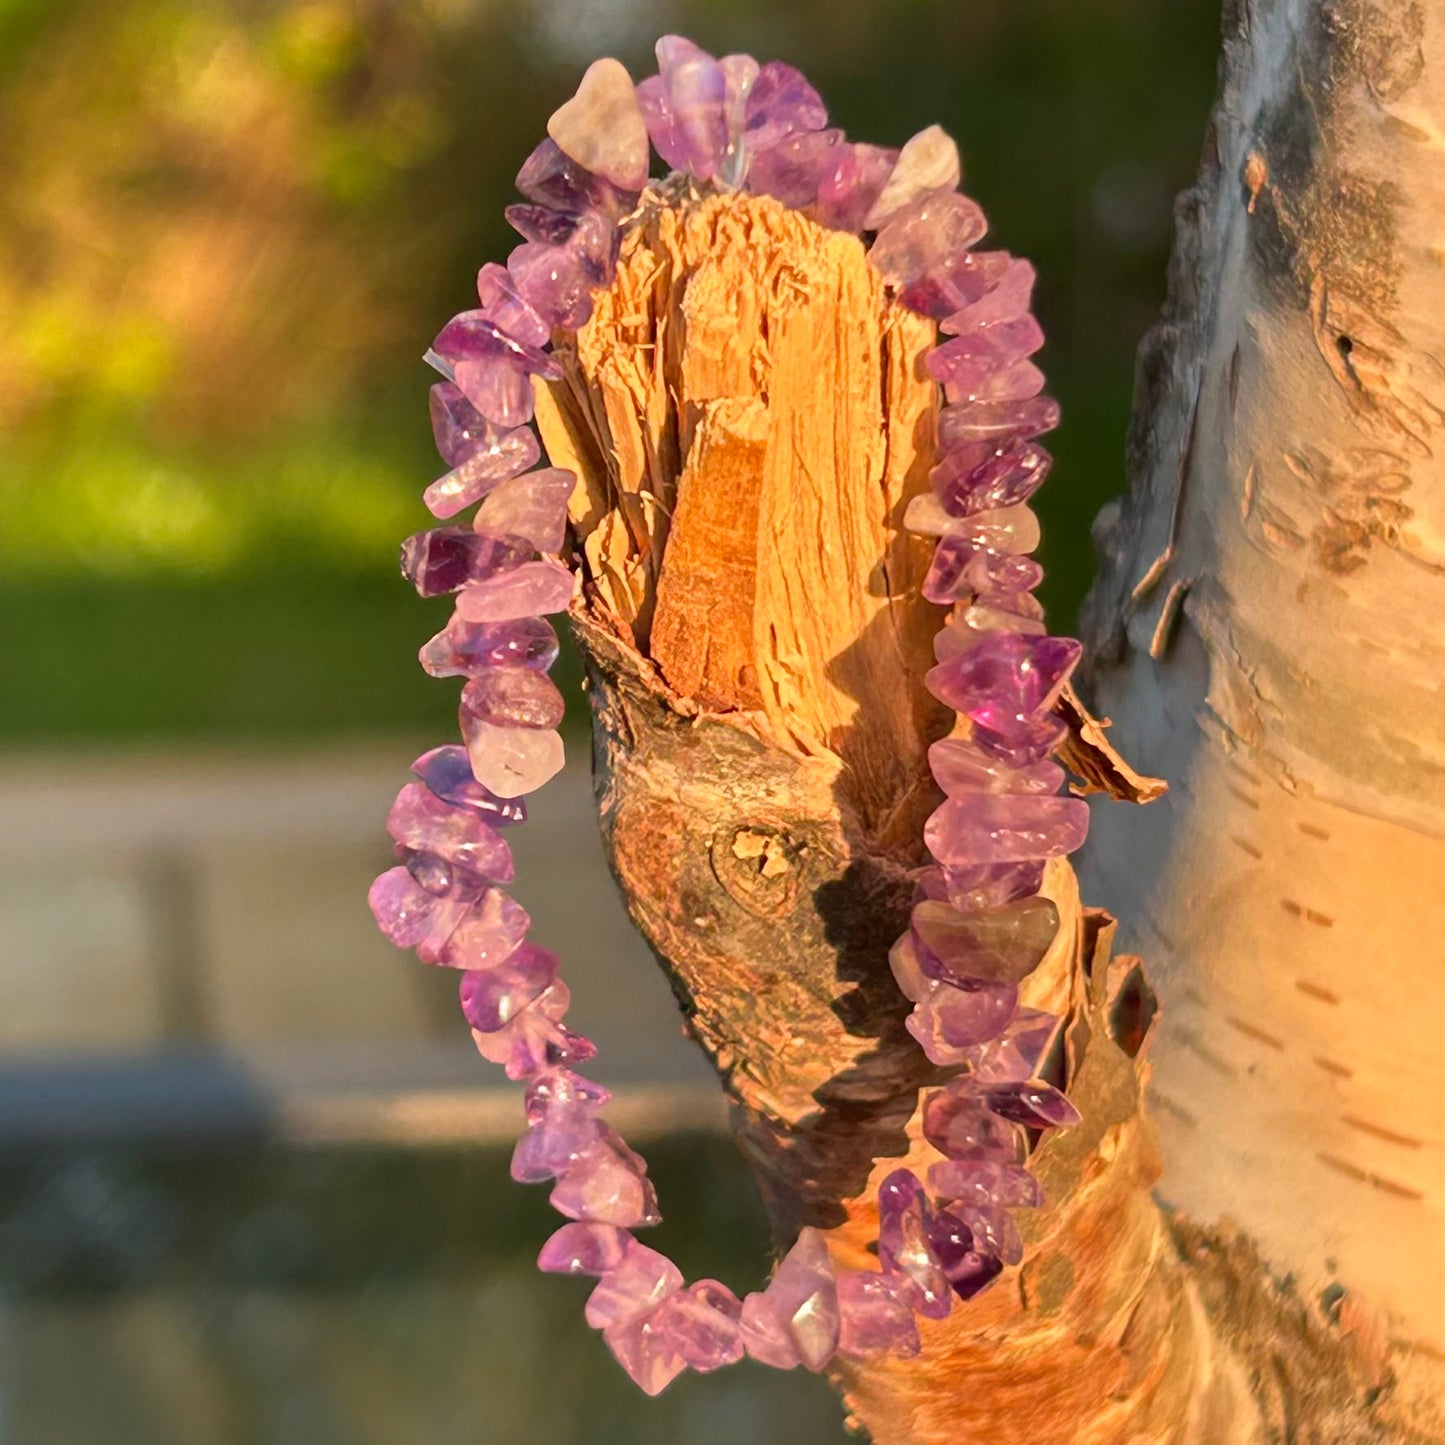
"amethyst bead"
748,1228,839,1372
928,738,1063,797
654,35,730,181
922,538,1044,605
411,745,528,826
474,467,574,553
438,889,532,970
869,192,987,288
458,943,560,1031
461,666,566,730
937,395,1061,448
743,60,827,153
511,1068,611,1182
475,262,551,349
910,896,1061,987
836,1272,920,1359
877,1169,951,1319
924,793,1090,867
515,136,634,216
426,383,541,518
928,1158,1044,1210
420,615,561,680
925,1208,1004,1301
981,1080,1082,1130
471,980,597,1081
399,528,532,598
460,714,566,798
925,632,1081,735
454,559,574,622
922,1086,1021,1162
552,1129,662,1228
930,439,1052,517
538,1221,631,1276
654,1280,745,1372
368,865,469,962
386,782,516,883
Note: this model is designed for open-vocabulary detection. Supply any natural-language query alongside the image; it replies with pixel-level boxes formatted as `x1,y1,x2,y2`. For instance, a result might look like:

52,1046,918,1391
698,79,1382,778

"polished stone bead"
932,604,1047,662
547,57,650,191
538,1221,631,1276
757,1227,839,1372
475,262,551,349
655,35,729,181
929,979,1020,1050
937,395,1060,449
411,744,528,825
836,1272,920,1359
504,202,586,246
387,782,516,882
427,383,541,518
400,528,532,597
420,615,561,679
929,314,1044,376
941,258,1036,333
433,310,562,429
454,559,575,621
739,1291,802,1369
458,943,559,1031
966,1009,1060,1085
460,714,566,798
928,1158,1044,1210
863,124,961,229
586,1237,683,1329
877,1169,951,1319
925,632,1081,735
904,497,1041,554
368,865,469,960
515,136,633,216
933,355,1046,408
900,249,1012,320
508,238,598,331
924,794,1090,866
743,60,828,153
747,127,844,210
869,192,986,288
511,1068,611,1182
982,1080,1081,1130
634,75,685,171
923,539,1044,604
973,713,1070,768
940,859,1047,911
930,439,1052,517
472,980,596,1080
813,142,899,233
437,888,532,970
655,1280,745,1372
911,896,1061,987
553,1130,662,1228
460,666,566,730
718,54,760,187
922,1085,1020,1162
928,738,1063,797
604,1315,688,1396
952,1201,1023,1267
925,1208,1004,1300
475,468,573,553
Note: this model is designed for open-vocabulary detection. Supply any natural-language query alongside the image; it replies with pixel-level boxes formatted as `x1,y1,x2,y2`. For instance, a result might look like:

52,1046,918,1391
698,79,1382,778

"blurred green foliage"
0,0,1222,742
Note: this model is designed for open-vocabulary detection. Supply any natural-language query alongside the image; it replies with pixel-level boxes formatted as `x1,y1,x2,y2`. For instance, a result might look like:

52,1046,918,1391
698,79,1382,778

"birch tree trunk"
1079,0,1445,1433
537,0,1445,1433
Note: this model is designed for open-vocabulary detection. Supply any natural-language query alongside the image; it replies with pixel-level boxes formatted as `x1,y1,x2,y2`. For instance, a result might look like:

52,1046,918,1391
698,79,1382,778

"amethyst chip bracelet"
369,35,1088,1394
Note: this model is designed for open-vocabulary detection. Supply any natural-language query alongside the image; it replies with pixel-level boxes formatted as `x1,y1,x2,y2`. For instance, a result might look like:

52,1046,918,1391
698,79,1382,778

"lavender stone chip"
981,1080,1082,1130
461,666,566,730
538,1221,631,1276
460,714,566,798
411,744,528,825
400,529,532,597
474,467,574,553
924,793,1090,867
836,1272,920,1360
458,942,560,1031
420,616,560,679
386,782,516,882
455,559,574,622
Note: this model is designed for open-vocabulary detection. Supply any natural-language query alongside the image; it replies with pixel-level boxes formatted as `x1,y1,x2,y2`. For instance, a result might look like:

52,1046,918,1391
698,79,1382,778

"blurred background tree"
0,0,1219,741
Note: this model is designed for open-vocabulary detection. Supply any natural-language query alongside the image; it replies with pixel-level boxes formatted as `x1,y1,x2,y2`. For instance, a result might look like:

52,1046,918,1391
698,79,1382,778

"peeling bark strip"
535,188,1287,1442
1081,0,1445,1434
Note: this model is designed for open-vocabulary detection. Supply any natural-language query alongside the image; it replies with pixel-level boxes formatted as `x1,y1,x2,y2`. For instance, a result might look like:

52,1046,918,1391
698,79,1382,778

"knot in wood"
710,823,801,919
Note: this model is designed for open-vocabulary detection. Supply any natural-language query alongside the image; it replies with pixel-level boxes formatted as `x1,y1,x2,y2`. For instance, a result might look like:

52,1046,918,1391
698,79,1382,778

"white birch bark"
1079,0,1445,1422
